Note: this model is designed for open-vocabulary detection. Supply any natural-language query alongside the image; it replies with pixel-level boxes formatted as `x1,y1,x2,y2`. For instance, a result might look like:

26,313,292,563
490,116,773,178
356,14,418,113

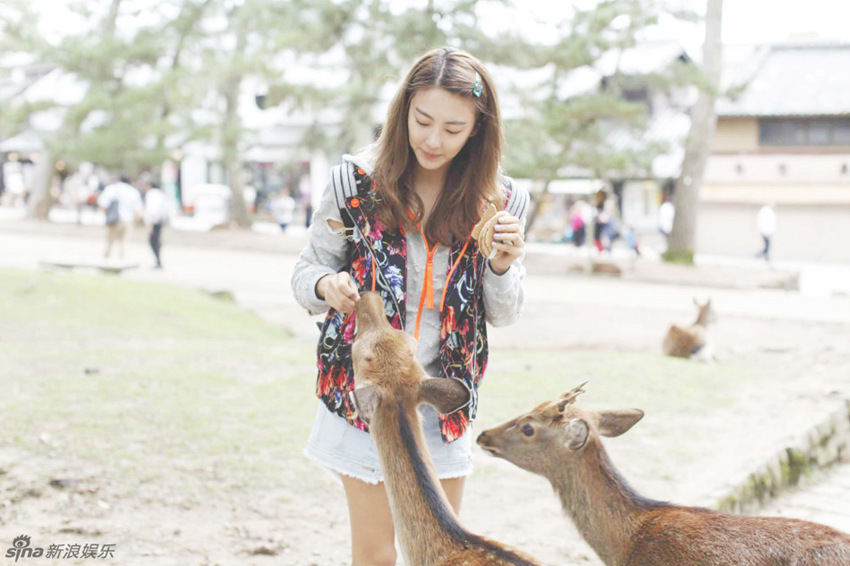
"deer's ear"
565,418,589,451
350,383,381,424
418,378,470,415
598,409,644,437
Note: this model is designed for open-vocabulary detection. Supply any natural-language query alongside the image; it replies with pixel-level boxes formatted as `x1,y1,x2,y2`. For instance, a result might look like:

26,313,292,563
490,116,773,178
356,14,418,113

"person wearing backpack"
97,174,143,259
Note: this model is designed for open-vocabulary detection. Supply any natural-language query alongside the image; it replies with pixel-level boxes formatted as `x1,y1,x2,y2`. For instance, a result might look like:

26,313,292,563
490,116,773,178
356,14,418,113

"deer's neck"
551,443,663,566
370,399,461,564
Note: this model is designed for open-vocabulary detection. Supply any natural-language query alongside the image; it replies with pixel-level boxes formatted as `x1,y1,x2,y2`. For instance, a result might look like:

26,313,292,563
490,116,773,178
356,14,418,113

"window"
808,119,831,145
760,117,850,146
834,121,850,145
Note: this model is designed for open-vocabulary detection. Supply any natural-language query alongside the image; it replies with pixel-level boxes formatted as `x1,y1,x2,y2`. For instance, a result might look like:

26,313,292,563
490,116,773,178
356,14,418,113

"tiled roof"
556,41,691,99
717,43,850,117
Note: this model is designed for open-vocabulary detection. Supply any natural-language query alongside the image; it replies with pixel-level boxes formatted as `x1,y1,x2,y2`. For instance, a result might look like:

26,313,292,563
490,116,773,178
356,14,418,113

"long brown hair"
371,47,504,246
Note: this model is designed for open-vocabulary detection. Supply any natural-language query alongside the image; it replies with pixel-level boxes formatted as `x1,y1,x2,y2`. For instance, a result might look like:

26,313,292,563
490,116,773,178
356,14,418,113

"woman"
292,47,528,566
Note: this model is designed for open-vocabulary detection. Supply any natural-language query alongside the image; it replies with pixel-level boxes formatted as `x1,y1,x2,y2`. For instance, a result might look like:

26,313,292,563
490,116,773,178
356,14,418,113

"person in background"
757,202,777,261
272,188,296,232
600,198,620,253
593,189,609,252
658,192,675,248
98,174,143,259
569,200,587,248
299,173,313,228
142,176,169,269
625,225,641,256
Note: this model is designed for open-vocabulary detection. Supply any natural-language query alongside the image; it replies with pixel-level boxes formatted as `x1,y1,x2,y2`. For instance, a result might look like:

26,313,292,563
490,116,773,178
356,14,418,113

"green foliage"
1,0,697,195
500,0,689,184
1,0,186,171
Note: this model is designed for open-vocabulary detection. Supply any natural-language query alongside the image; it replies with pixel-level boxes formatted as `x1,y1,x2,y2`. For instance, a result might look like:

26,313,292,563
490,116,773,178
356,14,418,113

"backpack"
105,199,120,225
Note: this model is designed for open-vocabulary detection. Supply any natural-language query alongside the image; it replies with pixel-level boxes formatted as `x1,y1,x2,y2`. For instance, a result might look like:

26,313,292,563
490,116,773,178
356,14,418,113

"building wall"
712,117,759,152
705,153,850,187
697,202,850,262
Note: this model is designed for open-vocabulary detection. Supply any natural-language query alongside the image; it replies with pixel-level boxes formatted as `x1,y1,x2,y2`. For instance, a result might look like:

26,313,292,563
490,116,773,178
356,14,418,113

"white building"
700,42,850,261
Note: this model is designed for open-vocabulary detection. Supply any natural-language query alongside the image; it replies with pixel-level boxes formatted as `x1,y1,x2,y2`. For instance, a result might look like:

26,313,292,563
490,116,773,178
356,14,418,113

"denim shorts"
304,402,474,485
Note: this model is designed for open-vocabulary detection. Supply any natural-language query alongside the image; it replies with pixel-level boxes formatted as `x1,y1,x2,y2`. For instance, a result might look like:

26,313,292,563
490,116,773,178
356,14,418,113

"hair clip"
473,72,483,97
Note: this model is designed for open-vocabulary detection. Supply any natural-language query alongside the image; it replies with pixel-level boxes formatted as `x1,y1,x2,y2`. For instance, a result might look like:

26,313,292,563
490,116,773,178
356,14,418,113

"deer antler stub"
557,381,588,409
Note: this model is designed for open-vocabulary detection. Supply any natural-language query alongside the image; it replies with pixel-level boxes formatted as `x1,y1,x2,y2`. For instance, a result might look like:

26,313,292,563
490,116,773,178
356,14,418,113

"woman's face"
407,87,477,176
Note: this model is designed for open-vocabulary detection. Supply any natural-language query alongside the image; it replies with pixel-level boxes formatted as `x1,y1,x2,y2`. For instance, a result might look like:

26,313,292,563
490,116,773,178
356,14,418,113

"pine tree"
1,0,183,217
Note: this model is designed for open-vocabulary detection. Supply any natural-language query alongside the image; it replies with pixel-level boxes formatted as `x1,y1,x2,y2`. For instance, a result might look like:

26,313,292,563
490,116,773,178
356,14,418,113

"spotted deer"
477,383,850,566
349,291,540,566
662,298,716,360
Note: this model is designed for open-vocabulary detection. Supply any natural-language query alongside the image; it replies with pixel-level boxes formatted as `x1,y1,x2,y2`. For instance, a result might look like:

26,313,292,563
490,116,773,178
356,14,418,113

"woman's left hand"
488,214,524,275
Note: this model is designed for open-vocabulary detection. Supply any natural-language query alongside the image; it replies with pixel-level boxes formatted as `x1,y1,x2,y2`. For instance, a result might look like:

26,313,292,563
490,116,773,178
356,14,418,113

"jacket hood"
342,143,379,176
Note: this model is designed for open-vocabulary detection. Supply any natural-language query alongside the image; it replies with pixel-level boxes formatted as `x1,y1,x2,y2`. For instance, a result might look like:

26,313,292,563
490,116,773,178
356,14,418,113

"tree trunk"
222,80,249,228
27,151,56,220
221,21,250,228
665,0,723,264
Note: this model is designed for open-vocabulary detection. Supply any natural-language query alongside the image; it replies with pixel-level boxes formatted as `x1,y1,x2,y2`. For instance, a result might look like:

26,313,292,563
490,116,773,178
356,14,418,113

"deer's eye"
521,424,535,437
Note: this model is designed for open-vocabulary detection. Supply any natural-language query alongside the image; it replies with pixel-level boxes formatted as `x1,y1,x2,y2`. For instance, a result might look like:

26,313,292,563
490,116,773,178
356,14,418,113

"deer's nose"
476,432,488,445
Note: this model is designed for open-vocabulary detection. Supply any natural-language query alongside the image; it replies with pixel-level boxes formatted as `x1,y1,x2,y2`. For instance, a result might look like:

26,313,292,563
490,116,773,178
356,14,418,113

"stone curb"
708,398,850,515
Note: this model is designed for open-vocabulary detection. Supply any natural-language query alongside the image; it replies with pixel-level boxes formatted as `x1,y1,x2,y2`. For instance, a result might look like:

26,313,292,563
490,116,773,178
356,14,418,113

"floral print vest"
315,163,514,443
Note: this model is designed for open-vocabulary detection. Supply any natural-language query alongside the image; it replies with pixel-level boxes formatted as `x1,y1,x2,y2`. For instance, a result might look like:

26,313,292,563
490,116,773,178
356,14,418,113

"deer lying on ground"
349,291,540,566
662,298,715,360
477,382,850,566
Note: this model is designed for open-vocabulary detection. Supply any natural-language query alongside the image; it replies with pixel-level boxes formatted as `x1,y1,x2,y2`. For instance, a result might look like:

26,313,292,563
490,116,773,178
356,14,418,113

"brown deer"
477,383,850,566
662,298,716,360
349,291,540,566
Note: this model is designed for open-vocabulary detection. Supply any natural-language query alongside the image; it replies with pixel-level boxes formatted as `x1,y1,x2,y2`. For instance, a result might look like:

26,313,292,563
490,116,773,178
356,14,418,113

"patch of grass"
480,350,755,424
0,269,284,342
0,268,770,503
477,350,769,480
0,268,317,496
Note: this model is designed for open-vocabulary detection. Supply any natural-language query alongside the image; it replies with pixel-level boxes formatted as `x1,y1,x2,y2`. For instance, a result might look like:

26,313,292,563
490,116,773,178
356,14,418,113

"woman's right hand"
316,272,360,313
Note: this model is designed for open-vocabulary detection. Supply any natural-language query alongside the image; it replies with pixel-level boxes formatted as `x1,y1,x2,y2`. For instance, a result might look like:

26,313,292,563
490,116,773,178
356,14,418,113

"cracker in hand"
471,203,506,258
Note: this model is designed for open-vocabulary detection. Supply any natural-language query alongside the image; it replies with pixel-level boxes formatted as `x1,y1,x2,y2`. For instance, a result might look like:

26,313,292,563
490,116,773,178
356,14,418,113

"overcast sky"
26,0,850,50
722,0,850,44
504,0,850,53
